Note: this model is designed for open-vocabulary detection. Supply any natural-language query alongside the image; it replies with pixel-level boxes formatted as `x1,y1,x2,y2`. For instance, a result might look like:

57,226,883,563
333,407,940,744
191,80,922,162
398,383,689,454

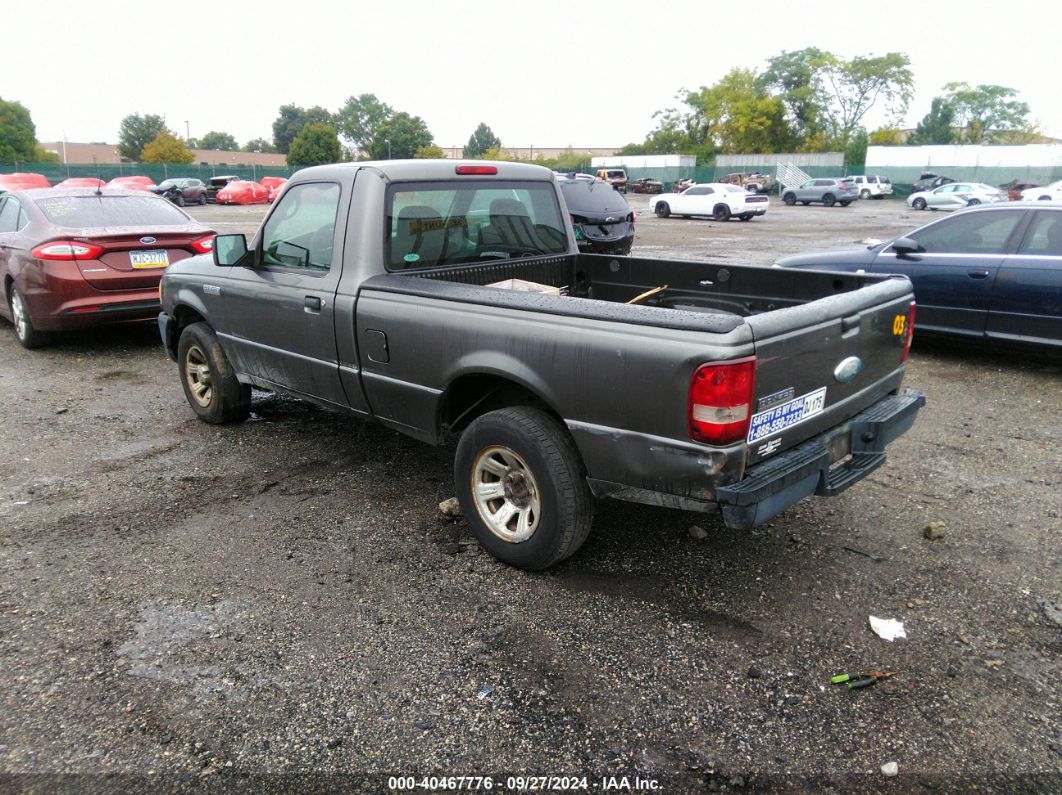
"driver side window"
261,182,341,272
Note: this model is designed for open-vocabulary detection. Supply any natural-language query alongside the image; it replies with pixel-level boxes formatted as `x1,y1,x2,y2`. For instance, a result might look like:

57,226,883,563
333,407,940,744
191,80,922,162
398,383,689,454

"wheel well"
166,305,207,351
439,374,560,437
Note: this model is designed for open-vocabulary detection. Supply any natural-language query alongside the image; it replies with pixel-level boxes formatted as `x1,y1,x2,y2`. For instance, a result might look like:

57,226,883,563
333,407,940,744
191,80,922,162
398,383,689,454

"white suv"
847,175,893,199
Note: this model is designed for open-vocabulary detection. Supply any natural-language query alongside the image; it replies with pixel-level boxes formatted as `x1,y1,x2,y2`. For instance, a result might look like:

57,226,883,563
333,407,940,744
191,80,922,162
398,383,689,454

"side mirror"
214,233,248,267
892,237,920,257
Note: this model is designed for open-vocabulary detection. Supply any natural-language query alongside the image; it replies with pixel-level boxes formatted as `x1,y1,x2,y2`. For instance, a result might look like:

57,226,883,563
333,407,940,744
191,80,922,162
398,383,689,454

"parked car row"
0,172,288,205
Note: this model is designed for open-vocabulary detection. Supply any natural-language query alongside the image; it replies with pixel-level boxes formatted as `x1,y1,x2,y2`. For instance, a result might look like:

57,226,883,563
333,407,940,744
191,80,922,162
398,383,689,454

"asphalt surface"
0,197,1059,793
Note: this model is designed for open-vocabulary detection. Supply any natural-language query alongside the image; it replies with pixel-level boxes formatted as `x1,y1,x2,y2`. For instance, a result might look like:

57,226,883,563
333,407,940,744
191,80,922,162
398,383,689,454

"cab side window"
1018,212,1062,256
909,211,1023,254
261,183,341,272
0,198,22,233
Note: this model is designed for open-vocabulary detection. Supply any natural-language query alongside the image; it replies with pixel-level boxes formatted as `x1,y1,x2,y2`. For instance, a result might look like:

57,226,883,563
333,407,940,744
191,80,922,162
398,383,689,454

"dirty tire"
912,197,927,210
455,406,593,571
8,285,52,349
712,203,731,221
822,193,836,207
177,322,251,424
783,193,796,206
655,202,671,218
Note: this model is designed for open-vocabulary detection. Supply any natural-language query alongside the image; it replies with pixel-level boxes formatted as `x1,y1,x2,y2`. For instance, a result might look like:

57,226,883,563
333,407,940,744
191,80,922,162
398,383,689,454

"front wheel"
8,286,52,349
967,198,981,206
712,203,731,221
654,202,671,218
912,197,927,210
198,193,207,205
782,193,796,206
177,322,251,424
175,193,186,207
455,406,593,570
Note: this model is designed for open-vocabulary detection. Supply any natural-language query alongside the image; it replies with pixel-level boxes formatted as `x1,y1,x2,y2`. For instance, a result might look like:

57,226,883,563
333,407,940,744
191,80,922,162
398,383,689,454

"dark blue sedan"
776,204,1062,351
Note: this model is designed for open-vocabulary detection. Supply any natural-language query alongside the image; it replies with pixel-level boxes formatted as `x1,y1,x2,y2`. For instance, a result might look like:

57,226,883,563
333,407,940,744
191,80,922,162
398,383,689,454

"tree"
287,123,341,166
334,93,393,155
272,104,332,154
141,131,195,164
464,123,501,158
868,126,904,146
908,97,955,145
0,98,40,162
940,83,1031,144
414,144,445,159
687,69,794,154
368,112,434,160
242,137,277,153
760,48,832,144
821,53,914,145
615,142,648,156
844,128,869,171
198,131,239,151
118,113,169,161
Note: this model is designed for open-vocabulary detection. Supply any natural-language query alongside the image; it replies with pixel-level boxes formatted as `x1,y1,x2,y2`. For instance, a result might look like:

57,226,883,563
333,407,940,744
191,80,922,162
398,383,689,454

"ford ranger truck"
158,160,925,570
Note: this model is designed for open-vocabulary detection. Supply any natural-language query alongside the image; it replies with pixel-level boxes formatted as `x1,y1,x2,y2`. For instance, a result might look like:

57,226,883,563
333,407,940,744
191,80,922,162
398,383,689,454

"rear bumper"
715,388,925,528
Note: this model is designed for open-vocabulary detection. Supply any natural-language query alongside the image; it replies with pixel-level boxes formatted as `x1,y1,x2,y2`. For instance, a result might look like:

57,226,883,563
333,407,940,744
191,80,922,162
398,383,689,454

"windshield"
157,179,179,188
560,181,631,214
387,180,568,270
36,195,190,227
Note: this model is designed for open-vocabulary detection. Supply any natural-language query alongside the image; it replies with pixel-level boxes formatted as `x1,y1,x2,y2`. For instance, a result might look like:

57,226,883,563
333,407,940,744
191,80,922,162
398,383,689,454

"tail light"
456,165,497,175
31,241,105,261
689,357,757,445
191,234,216,254
900,301,916,363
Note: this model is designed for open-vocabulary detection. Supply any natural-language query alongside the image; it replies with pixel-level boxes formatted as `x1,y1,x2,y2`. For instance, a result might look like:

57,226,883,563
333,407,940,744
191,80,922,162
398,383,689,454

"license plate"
130,249,169,269
747,387,827,443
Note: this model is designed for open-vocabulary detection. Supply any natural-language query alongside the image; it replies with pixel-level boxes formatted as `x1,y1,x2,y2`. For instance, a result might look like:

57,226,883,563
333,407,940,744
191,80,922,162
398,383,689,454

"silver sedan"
907,182,1007,211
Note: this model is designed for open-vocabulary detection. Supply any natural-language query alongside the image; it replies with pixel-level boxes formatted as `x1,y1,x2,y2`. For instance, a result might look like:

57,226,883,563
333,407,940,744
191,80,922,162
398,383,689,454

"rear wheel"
912,197,927,210
654,202,671,218
455,406,593,571
782,193,796,206
712,203,731,221
822,193,836,207
177,322,251,424
8,286,52,349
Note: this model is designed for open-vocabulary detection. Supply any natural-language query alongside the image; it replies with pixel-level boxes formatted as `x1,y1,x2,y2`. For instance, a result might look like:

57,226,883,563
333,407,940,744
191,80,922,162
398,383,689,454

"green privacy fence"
1,162,296,184
861,166,1062,198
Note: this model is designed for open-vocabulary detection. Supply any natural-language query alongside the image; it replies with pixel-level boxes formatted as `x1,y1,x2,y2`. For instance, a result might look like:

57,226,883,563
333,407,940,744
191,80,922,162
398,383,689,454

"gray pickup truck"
158,160,924,570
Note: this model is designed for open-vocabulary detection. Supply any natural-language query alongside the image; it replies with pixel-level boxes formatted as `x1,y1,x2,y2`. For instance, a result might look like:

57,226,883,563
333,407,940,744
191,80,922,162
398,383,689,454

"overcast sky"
7,0,1058,152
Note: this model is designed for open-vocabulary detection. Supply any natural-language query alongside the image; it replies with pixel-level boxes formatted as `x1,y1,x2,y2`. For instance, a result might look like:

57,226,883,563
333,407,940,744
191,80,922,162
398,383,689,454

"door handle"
967,270,990,279
304,296,323,311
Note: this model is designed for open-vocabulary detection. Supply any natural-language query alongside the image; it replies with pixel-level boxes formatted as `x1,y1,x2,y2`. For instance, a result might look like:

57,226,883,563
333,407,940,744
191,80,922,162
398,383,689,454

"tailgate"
743,277,914,467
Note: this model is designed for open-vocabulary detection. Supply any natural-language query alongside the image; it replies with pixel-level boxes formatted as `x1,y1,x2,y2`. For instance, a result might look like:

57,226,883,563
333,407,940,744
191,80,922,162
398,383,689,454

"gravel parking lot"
1,195,1059,793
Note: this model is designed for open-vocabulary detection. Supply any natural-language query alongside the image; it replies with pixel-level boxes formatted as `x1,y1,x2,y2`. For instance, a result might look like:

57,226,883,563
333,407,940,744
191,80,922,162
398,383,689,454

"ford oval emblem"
140,236,156,245
834,356,863,383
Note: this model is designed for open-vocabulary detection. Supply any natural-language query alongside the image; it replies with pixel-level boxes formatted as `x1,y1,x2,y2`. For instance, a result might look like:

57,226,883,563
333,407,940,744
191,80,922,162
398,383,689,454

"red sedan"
106,176,156,191
55,177,107,189
214,180,270,205
260,176,288,203
0,173,50,191
0,188,215,348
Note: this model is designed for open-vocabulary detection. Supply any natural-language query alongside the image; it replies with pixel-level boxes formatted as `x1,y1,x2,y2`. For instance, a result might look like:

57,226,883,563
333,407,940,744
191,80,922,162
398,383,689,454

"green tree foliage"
844,128,869,171
0,98,40,162
908,97,955,145
287,123,341,166
464,123,502,158
198,131,239,151
687,69,793,154
868,127,904,146
141,131,195,164
118,113,168,161
821,53,913,145
414,144,445,159
242,137,277,153
940,83,1031,144
760,48,832,144
334,94,394,155
272,104,332,154
615,142,648,156
368,112,434,160
33,146,60,163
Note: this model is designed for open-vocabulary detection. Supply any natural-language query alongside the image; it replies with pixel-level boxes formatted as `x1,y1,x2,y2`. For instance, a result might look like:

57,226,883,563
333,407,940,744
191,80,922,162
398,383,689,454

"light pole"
185,120,190,143
386,139,391,160
530,144,533,162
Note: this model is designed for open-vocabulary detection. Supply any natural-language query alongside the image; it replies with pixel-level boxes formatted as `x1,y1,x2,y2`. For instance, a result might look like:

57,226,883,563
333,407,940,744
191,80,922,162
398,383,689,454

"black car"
151,178,207,206
205,175,241,204
776,204,1062,351
912,173,955,192
558,176,635,255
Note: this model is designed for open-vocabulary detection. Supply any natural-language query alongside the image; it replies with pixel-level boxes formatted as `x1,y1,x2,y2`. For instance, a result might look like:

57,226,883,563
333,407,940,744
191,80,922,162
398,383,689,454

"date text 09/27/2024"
386,775,661,791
